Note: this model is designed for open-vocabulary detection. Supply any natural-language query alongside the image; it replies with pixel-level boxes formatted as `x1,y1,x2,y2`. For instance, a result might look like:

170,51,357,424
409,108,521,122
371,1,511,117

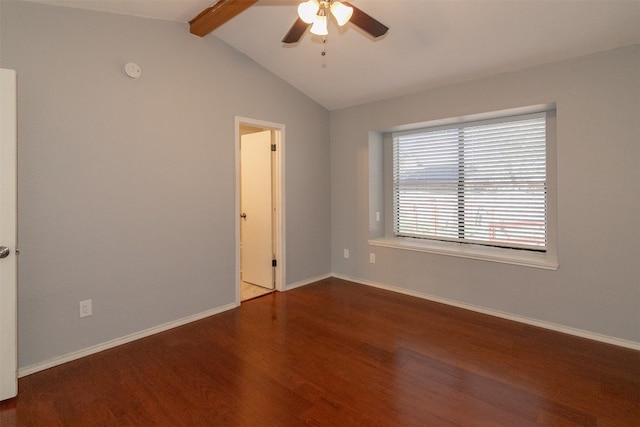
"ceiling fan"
189,0,389,43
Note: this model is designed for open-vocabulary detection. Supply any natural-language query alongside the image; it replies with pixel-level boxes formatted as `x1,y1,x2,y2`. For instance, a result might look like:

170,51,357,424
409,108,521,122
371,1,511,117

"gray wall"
331,45,640,344
1,1,331,368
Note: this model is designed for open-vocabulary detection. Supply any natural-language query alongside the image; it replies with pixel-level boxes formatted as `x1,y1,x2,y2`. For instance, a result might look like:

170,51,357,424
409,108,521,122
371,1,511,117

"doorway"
235,117,285,304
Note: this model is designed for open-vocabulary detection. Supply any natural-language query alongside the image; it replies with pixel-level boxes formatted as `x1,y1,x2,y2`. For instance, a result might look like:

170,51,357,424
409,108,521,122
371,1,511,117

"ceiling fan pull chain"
322,35,327,56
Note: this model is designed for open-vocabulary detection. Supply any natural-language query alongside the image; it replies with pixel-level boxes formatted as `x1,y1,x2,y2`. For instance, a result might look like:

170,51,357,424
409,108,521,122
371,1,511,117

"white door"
0,69,18,400
240,130,274,289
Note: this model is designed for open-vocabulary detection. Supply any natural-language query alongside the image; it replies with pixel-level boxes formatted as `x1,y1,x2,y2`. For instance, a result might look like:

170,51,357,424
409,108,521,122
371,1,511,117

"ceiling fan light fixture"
310,14,328,36
298,0,320,24
283,0,388,44
330,1,353,26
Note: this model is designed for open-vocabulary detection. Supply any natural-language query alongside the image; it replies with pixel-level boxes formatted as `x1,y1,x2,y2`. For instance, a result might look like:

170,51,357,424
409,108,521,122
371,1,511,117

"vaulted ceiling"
21,0,640,110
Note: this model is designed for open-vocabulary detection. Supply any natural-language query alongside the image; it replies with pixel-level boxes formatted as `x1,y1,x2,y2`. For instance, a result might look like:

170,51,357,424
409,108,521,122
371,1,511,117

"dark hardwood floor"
2,277,639,426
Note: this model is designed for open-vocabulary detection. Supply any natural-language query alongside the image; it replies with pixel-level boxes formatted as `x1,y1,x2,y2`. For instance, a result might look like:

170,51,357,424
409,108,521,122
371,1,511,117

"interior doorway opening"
235,117,285,304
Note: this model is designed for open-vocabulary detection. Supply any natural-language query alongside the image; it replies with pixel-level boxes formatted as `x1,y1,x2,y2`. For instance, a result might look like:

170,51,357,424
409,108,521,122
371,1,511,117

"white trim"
0,69,18,400
284,273,333,291
381,103,556,134
19,272,637,377
332,273,640,351
369,237,558,270
18,303,236,378
234,117,286,305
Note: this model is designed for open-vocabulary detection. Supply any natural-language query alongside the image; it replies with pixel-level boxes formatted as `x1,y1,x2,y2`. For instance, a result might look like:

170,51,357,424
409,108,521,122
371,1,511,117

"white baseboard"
19,272,637,377
332,273,640,351
284,273,333,291
18,303,237,378
18,273,329,378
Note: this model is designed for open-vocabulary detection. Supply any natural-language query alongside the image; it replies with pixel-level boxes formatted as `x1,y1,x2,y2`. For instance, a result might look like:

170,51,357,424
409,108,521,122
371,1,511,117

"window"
387,111,555,262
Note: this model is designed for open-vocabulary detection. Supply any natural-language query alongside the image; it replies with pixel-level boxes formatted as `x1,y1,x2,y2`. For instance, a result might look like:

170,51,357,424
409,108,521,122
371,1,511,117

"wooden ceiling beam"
189,0,259,37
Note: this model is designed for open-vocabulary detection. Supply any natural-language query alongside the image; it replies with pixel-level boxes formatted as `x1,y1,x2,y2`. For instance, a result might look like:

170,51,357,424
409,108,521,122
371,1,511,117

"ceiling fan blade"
189,0,259,37
343,2,389,38
282,17,310,44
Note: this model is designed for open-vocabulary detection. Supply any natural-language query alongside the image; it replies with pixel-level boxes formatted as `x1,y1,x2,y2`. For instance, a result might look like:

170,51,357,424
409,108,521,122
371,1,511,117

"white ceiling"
22,0,640,110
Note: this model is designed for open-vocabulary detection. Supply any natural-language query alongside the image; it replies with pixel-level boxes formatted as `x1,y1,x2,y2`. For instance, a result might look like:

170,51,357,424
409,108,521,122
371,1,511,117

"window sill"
369,237,559,270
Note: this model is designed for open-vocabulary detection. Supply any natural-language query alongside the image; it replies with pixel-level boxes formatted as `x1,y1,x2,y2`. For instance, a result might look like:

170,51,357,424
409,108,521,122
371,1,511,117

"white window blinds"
393,112,547,251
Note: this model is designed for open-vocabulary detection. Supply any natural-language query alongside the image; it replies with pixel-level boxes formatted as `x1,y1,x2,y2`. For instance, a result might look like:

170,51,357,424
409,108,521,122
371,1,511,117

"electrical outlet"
344,249,349,259
376,211,380,222
79,299,92,318
369,253,376,264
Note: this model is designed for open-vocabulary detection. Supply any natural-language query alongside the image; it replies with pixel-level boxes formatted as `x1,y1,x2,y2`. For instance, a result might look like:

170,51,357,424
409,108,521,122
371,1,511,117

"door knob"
0,246,10,258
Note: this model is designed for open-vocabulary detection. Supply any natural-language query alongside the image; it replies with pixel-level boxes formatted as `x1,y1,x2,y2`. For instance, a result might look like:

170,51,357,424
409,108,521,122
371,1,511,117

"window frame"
369,105,558,270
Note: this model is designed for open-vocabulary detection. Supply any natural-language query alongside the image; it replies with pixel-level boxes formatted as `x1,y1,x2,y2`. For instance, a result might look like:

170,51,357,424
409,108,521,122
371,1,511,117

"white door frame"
234,116,285,306
0,68,18,400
